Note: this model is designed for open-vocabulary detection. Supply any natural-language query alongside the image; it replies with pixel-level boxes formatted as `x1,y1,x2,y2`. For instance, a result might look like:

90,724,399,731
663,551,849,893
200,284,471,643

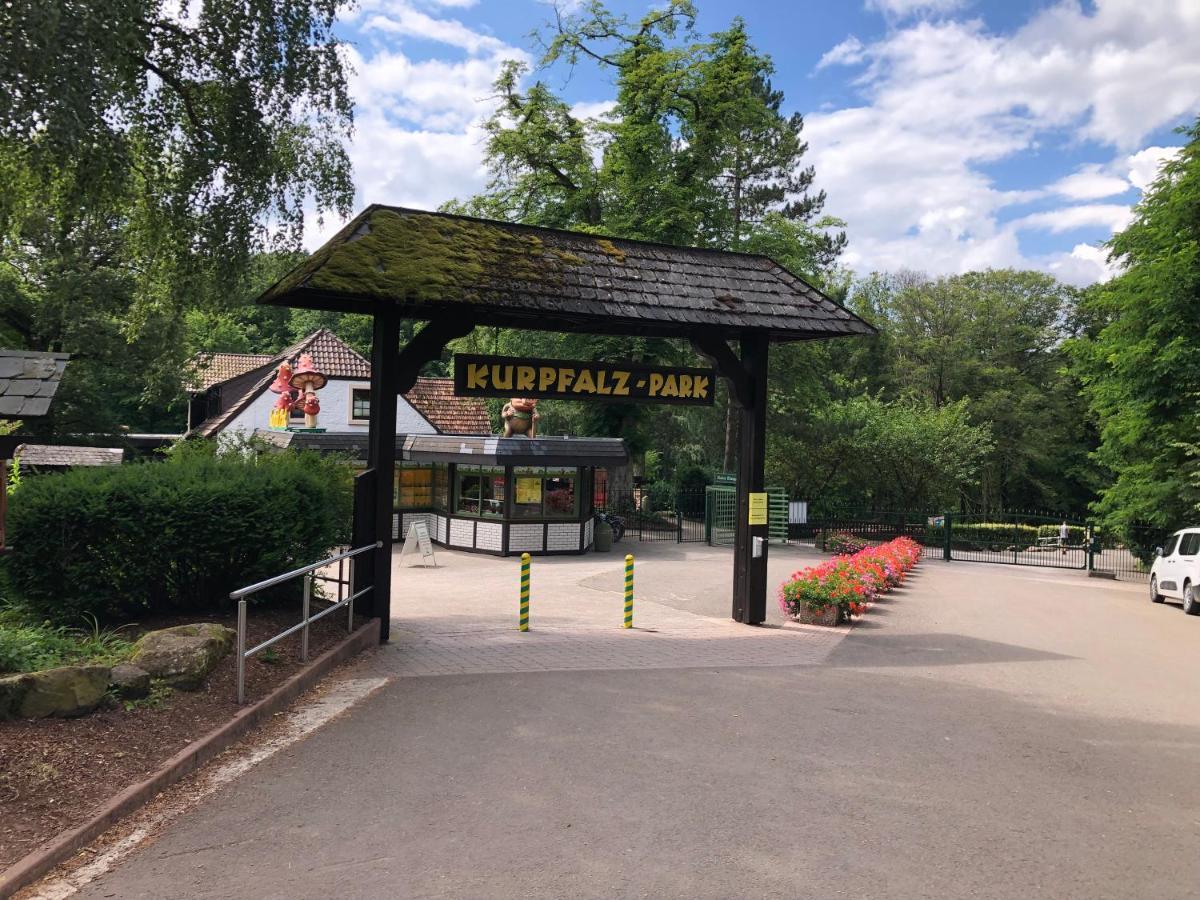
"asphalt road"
64,556,1200,900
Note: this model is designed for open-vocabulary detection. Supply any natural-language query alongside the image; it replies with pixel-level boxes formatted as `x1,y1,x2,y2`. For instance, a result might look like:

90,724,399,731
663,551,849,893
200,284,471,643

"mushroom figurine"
268,361,294,394
288,354,327,429
302,390,321,429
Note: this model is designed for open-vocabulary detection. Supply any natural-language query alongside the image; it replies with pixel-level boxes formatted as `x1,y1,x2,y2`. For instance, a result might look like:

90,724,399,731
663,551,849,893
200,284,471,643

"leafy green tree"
1070,118,1200,529
0,0,355,433
850,269,1093,513
767,394,992,511
452,1,842,478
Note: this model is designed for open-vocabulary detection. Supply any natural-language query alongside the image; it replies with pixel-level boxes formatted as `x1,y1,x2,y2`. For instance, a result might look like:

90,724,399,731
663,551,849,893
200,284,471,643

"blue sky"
323,0,1200,284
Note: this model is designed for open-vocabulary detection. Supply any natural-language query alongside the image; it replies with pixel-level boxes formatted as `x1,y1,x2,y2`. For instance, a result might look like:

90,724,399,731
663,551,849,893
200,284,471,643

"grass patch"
0,609,133,675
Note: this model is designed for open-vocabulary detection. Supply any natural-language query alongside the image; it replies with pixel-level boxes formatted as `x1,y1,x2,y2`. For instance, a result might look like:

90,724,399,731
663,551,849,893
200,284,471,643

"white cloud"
806,0,1200,283
302,4,525,249
866,0,967,17
817,36,866,70
1049,164,1131,201
1126,145,1179,189
1042,243,1116,287
362,5,505,55
1009,203,1134,235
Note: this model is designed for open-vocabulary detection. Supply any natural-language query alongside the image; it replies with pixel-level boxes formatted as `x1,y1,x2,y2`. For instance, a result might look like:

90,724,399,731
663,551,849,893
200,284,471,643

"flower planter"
794,604,840,626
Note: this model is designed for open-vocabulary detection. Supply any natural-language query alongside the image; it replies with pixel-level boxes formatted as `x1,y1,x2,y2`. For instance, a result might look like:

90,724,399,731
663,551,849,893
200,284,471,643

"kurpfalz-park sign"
453,353,715,406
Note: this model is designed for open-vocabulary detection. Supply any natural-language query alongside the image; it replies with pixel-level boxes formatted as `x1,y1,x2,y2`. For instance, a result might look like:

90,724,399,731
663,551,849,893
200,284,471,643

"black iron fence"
791,507,1167,583
595,488,707,543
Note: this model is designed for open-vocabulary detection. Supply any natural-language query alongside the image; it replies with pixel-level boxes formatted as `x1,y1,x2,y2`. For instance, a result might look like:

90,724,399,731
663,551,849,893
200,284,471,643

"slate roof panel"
0,350,69,419
256,206,875,342
15,444,124,469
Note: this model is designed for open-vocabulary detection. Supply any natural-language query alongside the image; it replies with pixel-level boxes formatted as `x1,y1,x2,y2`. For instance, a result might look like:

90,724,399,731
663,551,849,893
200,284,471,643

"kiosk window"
456,466,505,517
395,466,433,509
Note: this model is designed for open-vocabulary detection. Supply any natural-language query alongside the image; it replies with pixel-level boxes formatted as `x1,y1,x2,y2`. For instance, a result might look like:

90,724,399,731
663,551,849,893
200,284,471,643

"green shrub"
1036,524,1086,544
4,444,352,623
0,614,133,674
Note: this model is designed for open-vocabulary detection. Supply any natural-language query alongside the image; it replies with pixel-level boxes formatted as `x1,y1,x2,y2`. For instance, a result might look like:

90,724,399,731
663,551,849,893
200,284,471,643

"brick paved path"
381,545,848,676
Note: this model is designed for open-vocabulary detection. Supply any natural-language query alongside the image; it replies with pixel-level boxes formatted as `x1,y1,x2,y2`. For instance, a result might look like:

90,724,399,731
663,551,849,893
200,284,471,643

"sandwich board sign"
401,521,437,567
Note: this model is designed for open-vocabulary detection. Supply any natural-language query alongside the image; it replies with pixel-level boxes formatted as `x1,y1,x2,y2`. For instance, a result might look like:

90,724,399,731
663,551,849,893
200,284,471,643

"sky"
319,0,1200,285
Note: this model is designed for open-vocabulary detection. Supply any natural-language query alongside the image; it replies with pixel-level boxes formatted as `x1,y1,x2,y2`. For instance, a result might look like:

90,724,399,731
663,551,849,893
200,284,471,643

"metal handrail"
230,541,381,704
230,542,381,599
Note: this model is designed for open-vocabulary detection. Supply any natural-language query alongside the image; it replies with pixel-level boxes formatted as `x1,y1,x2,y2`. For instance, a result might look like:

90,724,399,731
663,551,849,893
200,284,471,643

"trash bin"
594,519,613,552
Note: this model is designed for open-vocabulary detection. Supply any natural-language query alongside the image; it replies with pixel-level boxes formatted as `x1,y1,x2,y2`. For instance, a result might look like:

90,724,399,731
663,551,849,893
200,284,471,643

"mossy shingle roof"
0,350,69,419
258,206,874,342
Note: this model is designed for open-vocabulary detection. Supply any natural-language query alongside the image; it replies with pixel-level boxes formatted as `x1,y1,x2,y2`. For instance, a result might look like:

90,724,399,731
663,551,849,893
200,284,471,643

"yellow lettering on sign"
467,364,488,390
612,371,631,396
679,374,693,397
693,375,709,399
595,371,611,395
516,366,535,392
538,366,557,392
662,374,679,397
557,367,575,392
574,368,596,393
493,365,513,391
648,373,663,396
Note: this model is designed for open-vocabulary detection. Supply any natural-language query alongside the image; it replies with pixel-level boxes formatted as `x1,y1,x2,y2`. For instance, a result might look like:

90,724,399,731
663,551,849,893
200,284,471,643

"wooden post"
732,334,769,624
364,306,401,641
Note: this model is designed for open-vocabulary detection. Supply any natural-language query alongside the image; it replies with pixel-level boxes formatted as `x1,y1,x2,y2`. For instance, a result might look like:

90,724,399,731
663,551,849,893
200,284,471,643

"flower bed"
778,537,921,625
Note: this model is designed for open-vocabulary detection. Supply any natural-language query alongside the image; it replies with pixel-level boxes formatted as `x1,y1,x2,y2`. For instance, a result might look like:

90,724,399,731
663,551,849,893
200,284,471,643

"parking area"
55,544,1200,900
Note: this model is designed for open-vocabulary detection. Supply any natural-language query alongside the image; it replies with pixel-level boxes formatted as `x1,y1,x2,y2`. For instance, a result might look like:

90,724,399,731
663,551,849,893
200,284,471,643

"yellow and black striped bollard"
623,553,634,628
519,552,531,632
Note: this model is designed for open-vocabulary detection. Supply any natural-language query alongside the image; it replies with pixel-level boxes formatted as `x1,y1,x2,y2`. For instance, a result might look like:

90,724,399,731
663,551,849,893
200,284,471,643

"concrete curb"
0,617,381,900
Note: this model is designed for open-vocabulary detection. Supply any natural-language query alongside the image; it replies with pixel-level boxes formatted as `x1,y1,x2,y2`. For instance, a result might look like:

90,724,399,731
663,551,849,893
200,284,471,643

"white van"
1149,528,1200,614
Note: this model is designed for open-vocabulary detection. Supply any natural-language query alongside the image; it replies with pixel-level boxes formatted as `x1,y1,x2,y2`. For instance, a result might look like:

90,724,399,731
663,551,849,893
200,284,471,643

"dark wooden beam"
731,334,769,624
690,336,752,407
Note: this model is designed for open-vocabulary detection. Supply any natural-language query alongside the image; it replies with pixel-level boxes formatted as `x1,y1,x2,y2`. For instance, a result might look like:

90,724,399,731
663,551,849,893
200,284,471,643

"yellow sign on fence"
747,492,769,525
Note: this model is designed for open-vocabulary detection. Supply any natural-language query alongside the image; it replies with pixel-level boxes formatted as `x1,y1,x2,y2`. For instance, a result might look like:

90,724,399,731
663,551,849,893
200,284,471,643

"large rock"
109,663,152,700
130,623,235,690
0,665,111,719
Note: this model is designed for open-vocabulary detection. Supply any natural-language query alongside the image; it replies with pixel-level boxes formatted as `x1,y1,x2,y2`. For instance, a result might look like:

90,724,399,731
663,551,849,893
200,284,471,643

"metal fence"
229,541,380,704
595,488,707,543
1090,524,1167,581
790,507,1165,583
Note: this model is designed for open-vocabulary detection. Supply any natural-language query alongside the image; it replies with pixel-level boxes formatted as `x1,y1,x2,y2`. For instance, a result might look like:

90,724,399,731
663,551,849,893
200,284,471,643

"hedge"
923,522,1086,550
4,444,353,623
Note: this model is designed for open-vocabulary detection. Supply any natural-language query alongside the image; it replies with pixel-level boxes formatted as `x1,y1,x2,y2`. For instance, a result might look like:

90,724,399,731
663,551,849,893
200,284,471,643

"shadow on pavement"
826,630,1075,667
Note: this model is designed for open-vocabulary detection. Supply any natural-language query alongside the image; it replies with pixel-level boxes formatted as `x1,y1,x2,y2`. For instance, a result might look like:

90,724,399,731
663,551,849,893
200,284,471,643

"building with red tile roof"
186,329,492,437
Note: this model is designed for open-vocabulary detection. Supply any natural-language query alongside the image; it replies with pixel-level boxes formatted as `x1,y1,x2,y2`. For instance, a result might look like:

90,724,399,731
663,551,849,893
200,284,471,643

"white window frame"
348,382,371,425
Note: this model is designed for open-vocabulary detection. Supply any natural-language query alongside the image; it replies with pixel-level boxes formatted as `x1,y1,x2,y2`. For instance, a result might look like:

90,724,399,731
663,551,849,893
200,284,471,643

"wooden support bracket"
395,318,476,394
690,336,752,408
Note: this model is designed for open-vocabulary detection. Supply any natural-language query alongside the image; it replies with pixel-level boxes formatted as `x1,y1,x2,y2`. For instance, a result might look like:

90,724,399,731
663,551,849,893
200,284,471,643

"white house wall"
222,378,437,436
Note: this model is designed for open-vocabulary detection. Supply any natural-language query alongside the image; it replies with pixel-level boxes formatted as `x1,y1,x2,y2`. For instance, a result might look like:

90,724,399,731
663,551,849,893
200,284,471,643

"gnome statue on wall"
502,397,539,438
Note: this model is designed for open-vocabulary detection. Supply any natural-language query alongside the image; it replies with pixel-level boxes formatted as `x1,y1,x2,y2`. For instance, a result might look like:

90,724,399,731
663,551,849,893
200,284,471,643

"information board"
401,521,437,567
747,492,769,526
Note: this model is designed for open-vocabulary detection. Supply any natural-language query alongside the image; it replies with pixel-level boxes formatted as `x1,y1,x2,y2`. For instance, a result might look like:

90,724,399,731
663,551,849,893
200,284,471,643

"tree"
1070,118,1200,530
850,269,1093,513
766,394,992,512
452,1,842,477
0,0,355,433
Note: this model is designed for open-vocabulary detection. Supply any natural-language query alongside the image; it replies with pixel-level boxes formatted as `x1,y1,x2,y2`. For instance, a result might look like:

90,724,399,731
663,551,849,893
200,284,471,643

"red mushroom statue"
288,354,327,429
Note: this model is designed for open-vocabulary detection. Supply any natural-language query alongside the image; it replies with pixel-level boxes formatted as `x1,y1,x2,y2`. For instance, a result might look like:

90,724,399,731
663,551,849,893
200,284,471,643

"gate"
1089,523,1167,581
596,488,707,543
941,512,1089,570
705,484,787,547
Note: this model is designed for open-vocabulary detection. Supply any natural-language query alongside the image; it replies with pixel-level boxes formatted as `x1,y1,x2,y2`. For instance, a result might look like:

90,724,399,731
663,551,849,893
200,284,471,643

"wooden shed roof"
258,206,874,343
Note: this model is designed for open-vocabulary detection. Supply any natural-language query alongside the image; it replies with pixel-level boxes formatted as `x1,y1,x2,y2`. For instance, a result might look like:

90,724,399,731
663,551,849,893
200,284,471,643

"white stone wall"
508,523,544,553
547,523,581,552
476,520,503,552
